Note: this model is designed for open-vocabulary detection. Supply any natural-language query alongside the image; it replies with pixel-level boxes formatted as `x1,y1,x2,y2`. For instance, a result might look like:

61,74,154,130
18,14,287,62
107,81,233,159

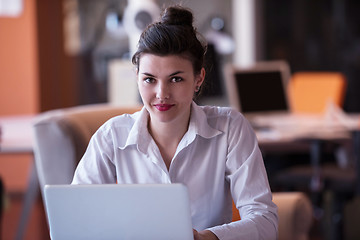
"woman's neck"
148,116,190,149
148,110,191,169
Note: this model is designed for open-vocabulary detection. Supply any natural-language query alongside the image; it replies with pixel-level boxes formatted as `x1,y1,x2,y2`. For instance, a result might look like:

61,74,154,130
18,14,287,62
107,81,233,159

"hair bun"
161,6,194,27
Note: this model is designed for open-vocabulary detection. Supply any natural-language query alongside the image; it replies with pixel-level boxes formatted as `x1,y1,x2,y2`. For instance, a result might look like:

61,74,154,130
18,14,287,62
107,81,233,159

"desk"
253,113,359,142
253,112,360,193
0,115,33,152
0,115,38,240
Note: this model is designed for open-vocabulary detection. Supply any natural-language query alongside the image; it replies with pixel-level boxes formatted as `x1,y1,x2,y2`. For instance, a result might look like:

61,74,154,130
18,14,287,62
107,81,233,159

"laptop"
225,61,292,128
44,184,194,240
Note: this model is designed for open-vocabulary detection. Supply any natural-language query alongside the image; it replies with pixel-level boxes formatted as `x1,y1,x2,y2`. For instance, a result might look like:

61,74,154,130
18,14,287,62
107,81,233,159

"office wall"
36,0,80,112
0,0,83,192
0,0,38,191
0,0,39,115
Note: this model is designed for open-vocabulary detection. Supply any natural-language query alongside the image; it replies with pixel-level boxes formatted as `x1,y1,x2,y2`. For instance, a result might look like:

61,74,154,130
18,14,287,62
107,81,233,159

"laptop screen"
225,61,291,114
235,71,288,113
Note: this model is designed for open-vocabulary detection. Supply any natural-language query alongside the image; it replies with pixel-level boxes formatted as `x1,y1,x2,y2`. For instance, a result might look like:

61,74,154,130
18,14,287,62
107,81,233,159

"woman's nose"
156,83,170,100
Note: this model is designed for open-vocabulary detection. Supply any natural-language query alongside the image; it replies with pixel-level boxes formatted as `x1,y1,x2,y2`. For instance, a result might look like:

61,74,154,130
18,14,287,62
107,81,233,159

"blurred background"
2,0,360,113
1,0,360,239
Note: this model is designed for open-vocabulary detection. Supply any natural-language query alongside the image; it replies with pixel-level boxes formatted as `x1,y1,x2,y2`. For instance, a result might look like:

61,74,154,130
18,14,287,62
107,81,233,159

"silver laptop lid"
44,184,193,240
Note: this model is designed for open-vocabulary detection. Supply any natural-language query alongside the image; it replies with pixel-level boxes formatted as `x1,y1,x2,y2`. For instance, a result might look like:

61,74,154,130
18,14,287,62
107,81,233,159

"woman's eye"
144,77,155,83
171,77,183,83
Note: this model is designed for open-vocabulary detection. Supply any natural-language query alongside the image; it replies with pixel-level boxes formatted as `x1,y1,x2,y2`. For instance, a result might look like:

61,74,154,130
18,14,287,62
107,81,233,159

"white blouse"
72,102,278,240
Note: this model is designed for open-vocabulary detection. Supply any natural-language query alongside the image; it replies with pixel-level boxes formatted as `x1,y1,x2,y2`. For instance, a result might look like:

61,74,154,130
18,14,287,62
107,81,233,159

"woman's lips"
154,104,174,111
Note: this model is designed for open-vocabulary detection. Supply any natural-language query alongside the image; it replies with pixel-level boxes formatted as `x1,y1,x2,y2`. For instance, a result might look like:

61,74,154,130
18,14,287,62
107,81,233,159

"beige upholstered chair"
33,104,313,240
33,104,142,196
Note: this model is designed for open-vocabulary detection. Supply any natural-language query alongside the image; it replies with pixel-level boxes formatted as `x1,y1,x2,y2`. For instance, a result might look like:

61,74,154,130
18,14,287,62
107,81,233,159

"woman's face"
137,54,205,126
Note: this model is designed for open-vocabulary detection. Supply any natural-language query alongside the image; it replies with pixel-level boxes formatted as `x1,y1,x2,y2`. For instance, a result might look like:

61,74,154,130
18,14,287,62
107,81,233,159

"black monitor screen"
235,71,288,113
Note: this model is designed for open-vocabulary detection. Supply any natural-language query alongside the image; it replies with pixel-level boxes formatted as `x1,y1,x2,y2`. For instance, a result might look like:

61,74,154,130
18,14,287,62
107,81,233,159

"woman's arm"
208,113,278,240
193,229,219,240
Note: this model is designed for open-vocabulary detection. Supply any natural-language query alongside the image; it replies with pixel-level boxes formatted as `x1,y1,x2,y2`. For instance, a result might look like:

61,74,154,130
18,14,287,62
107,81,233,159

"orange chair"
288,72,346,113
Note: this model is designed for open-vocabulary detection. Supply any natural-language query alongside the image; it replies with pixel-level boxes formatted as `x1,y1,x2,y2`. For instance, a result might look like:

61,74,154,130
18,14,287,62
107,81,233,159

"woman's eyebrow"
141,71,184,77
169,71,184,77
141,72,155,77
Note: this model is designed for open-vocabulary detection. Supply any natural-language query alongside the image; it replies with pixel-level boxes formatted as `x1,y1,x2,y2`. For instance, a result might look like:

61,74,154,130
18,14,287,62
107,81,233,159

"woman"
72,5,278,240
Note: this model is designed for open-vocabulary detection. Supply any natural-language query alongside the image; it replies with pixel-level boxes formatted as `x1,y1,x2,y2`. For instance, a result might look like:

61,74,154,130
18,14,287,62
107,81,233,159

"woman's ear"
196,68,206,87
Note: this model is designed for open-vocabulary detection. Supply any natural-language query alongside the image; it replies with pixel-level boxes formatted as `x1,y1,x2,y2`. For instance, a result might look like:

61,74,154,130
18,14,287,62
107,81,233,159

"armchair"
33,104,142,196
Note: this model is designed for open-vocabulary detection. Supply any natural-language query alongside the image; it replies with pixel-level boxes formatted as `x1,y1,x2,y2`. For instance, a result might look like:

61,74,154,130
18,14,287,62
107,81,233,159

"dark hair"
131,5,207,75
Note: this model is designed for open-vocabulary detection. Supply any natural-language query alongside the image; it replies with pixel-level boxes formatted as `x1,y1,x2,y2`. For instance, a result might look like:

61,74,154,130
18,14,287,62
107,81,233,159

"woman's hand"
193,229,219,240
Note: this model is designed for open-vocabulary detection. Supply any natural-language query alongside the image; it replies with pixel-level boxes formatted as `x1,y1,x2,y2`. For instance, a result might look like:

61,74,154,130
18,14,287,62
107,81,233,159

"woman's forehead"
138,54,194,73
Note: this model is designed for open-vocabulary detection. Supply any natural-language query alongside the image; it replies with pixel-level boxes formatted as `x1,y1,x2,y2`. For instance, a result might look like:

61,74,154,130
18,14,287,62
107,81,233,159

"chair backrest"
288,72,346,113
32,104,142,198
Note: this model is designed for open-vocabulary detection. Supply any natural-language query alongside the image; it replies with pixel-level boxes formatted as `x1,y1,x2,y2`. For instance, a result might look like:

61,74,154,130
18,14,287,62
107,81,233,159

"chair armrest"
273,192,313,240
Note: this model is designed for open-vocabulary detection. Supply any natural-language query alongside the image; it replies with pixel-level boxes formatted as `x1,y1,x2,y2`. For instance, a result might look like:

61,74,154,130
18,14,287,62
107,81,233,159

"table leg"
353,130,360,196
15,162,39,240
310,139,324,192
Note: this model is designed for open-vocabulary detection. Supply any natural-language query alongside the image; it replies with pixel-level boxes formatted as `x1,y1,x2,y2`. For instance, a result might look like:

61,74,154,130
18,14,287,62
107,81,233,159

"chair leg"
15,164,40,240
0,176,4,239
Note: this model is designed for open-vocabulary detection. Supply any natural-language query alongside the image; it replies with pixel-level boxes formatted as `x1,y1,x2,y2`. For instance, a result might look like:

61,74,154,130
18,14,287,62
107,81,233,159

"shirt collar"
189,101,223,139
119,107,152,154
119,102,222,153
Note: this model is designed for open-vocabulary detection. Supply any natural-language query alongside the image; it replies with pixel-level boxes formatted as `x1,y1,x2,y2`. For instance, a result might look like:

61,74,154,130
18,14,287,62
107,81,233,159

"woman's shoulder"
99,110,142,132
198,105,257,142
195,104,250,132
199,105,244,120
